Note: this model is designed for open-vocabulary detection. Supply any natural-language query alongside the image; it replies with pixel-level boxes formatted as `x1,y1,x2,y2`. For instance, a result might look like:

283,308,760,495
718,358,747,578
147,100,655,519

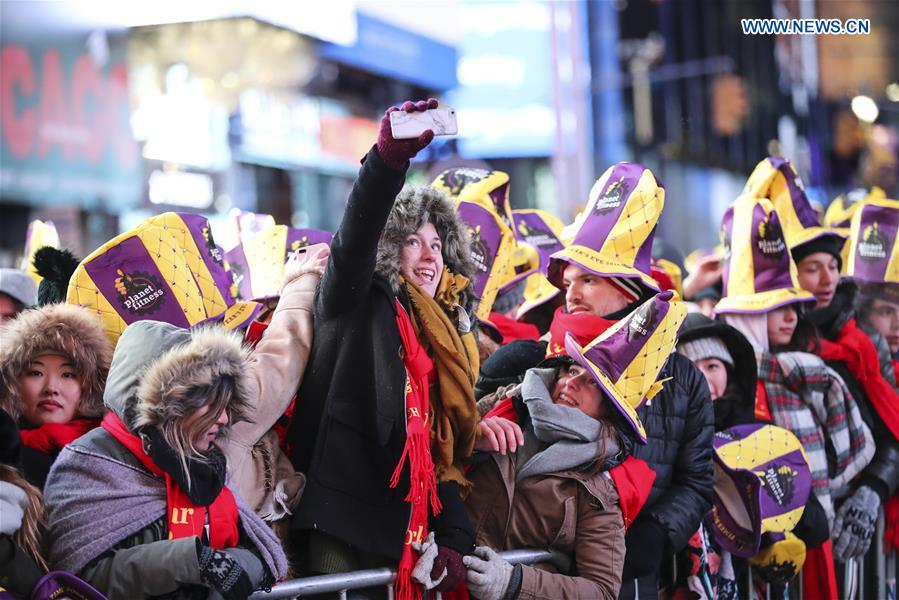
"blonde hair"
0,464,48,571
155,375,236,487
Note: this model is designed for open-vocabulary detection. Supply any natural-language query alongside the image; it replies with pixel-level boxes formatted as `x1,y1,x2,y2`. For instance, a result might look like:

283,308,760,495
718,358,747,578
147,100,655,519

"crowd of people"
0,98,898,600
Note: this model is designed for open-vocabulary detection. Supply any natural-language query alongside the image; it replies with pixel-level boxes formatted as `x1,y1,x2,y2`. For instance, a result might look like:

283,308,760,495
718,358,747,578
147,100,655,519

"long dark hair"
770,306,821,354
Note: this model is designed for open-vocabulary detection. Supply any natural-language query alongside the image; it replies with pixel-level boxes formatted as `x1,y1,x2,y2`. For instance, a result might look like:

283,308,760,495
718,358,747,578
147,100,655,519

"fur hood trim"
0,303,112,421
376,186,477,301
133,326,253,431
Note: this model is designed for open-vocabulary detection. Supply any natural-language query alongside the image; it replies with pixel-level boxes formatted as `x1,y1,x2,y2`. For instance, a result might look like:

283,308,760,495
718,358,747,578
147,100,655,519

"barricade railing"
249,549,570,600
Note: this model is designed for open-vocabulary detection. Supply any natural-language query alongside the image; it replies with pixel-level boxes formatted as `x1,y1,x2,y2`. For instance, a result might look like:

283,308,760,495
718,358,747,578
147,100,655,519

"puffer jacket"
808,282,899,504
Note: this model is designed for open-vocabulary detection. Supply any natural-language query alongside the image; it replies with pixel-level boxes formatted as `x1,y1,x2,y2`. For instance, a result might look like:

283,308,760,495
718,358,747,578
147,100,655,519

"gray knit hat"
678,336,733,367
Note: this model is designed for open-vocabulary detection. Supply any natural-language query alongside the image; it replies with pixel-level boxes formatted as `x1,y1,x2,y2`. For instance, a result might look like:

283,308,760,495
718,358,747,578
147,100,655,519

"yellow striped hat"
232,225,333,300
716,195,815,315
564,290,687,443
743,157,846,254
845,197,899,285
548,163,664,293
67,223,210,345
432,168,517,320
711,424,812,557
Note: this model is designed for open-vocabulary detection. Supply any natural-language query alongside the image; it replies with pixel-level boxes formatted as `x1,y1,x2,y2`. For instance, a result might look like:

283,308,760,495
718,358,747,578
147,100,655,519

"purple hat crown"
582,290,673,384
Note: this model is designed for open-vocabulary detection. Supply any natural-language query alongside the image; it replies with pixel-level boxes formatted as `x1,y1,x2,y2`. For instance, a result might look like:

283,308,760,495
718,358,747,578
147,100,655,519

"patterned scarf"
758,351,874,523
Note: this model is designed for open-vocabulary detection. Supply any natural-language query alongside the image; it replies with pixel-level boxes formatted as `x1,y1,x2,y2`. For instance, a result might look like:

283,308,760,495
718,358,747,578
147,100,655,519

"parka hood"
0,303,111,421
104,320,253,431
678,312,757,428
375,185,477,306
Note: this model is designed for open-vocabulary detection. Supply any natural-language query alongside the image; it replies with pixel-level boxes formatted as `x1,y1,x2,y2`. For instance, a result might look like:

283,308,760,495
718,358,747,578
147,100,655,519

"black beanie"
791,235,843,271
33,247,81,306
475,339,547,399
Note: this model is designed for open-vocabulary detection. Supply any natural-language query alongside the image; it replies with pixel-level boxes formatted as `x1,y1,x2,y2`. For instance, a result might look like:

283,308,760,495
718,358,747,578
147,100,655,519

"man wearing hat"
479,163,714,599
751,157,899,562
0,269,36,324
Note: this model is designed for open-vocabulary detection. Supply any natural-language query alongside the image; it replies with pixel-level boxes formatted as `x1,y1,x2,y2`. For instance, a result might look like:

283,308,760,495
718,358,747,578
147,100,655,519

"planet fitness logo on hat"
757,464,798,507
114,269,166,315
516,220,558,251
437,168,493,196
627,299,658,342
469,226,492,276
201,225,224,264
858,222,889,262
593,178,631,215
757,215,786,258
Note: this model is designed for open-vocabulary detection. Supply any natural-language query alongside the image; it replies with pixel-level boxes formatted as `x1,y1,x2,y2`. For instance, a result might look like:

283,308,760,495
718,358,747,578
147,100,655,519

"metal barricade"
249,549,570,600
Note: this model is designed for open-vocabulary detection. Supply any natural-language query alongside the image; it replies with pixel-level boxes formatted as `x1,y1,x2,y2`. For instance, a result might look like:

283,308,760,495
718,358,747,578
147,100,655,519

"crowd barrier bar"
249,549,570,600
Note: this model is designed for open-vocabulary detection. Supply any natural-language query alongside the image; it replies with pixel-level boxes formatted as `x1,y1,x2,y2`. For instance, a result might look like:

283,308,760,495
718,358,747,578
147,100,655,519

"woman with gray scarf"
457,292,686,600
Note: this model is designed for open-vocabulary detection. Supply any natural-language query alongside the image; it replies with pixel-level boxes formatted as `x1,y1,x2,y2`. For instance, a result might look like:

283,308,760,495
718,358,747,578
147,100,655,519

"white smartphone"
389,106,458,139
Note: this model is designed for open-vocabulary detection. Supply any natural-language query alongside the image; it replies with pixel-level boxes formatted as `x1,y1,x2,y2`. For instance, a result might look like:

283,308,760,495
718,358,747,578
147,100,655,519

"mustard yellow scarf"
401,267,480,488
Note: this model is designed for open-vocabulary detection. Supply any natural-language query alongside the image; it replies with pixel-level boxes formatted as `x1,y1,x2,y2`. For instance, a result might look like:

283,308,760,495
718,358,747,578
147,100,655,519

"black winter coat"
809,283,899,503
288,148,471,562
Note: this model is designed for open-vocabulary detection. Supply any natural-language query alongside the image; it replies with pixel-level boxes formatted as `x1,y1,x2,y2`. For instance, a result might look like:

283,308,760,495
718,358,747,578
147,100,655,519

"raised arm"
318,99,438,318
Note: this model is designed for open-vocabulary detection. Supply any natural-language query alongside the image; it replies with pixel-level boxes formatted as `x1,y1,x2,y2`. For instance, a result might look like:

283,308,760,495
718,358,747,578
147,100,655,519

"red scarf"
815,318,899,441
487,312,540,342
101,412,239,548
392,300,442,600
546,307,616,358
20,418,99,454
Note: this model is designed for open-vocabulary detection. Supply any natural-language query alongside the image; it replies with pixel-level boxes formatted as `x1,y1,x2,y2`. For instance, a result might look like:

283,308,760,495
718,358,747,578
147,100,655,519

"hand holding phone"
390,107,458,140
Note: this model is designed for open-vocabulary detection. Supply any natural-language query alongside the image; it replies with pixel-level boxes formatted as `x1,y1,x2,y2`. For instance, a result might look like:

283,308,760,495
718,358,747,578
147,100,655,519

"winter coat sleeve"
516,484,625,600
643,357,714,553
78,536,204,600
317,146,408,319
223,268,320,503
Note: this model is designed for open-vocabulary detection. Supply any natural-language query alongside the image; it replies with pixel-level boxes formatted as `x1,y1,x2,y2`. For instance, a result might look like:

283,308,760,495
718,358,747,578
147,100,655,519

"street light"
851,95,879,124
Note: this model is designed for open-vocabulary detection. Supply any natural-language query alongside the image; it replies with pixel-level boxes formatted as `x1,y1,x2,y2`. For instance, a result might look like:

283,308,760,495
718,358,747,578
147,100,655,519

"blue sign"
318,13,457,92
445,0,555,158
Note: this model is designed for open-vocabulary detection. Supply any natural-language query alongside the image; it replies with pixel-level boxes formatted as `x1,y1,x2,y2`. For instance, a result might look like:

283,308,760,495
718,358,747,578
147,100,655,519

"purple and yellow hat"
508,209,567,317
239,225,333,300
432,168,517,319
432,168,514,229
743,157,847,255
143,212,260,330
548,163,664,294
563,290,687,443
710,423,812,557
845,197,899,285
67,223,210,345
715,195,815,315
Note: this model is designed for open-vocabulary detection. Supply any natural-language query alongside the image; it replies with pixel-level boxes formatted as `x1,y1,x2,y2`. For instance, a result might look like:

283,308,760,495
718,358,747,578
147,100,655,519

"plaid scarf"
758,351,874,524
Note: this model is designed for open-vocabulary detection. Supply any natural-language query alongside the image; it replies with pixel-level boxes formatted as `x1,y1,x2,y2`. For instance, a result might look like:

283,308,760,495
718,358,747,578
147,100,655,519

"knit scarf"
546,307,616,358
815,318,899,441
401,269,480,487
516,368,620,481
20,418,99,454
392,299,441,600
758,351,875,523
101,412,239,548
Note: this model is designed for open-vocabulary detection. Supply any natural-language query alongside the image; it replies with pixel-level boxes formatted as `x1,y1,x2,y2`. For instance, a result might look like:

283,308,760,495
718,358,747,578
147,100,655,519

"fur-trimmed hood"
375,185,477,305
104,320,253,432
0,303,111,422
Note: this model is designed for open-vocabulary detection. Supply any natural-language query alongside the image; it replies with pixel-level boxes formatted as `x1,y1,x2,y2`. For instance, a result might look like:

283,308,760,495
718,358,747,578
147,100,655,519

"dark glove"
196,540,254,600
375,98,438,169
622,518,668,580
431,545,466,592
832,485,879,559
